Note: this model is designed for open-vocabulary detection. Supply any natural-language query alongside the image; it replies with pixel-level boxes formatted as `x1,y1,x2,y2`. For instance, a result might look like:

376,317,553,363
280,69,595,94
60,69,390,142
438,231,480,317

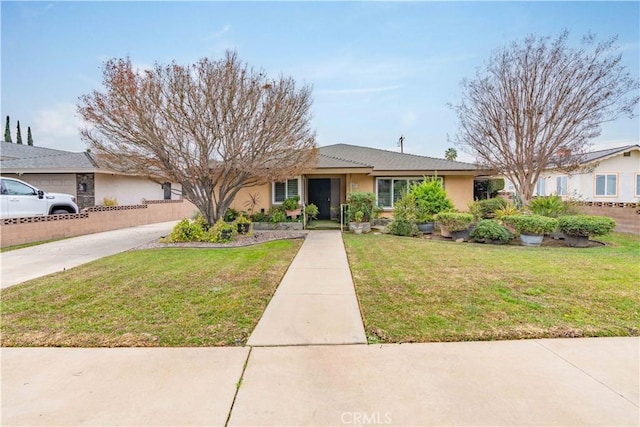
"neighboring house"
231,143,489,219
520,145,640,202
0,142,182,209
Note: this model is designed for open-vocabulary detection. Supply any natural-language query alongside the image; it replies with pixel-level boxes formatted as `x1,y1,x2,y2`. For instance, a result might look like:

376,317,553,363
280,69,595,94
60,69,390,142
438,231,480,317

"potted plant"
282,196,302,218
435,212,474,241
234,213,252,234
347,192,378,233
409,177,455,234
352,210,365,234
557,215,615,247
469,219,511,244
529,196,569,239
502,214,558,247
303,203,319,224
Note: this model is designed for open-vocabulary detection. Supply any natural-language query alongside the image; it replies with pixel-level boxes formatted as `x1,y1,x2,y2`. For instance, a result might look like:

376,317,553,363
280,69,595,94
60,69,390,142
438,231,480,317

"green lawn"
344,233,640,343
0,240,302,347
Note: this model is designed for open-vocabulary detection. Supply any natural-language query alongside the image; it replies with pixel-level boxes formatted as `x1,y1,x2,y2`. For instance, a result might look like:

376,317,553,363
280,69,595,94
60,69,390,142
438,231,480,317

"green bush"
477,198,507,219
250,211,268,222
470,220,511,243
347,192,379,222
268,206,288,223
223,208,239,222
207,219,236,243
387,218,421,237
503,214,558,235
557,215,616,237
303,203,319,220
392,191,418,222
410,177,455,222
435,212,474,232
529,196,567,218
169,218,205,242
282,196,300,211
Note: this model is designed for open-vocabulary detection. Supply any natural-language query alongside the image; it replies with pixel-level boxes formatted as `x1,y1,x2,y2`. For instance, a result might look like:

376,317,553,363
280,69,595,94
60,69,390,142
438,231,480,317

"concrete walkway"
0,221,177,289
248,230,366,346
2,338,638,426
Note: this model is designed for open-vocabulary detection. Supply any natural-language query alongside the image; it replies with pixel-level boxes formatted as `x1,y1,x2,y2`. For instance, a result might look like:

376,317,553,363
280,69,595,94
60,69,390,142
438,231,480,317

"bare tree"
451,31,639,204
78,51,317,224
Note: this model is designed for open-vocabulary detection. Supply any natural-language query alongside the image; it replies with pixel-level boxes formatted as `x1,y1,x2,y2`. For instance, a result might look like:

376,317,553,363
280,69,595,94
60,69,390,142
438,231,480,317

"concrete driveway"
0,221,177,289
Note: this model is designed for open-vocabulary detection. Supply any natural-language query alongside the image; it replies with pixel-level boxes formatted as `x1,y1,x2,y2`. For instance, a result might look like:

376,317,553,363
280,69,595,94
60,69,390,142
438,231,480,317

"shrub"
169,218,205,242
387,218,421,237
207,218,236,243
529,196,567,218
503,214,558,235
409,177,455,222
470,220,511,243
223,208,239,222
102,197,118,207
304,203,319,220
477,197,507,219
282,196,300,211
434,212,474,232
557,215,615,237
268,206,288,223
250,211,268,222
353,210,364,223
392,191,418,222
494,203,520,221
347,192,379,222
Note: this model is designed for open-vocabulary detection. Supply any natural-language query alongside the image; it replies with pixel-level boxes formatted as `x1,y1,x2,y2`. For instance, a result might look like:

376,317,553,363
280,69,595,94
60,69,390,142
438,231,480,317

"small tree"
444,147,457,161
16,121,23,145
27,127,34,146
78,51,317,225
451,31,639,205
4,116,11,143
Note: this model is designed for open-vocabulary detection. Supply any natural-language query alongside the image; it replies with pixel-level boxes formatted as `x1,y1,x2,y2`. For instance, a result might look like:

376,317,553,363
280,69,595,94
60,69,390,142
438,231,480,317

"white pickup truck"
0,177,79,219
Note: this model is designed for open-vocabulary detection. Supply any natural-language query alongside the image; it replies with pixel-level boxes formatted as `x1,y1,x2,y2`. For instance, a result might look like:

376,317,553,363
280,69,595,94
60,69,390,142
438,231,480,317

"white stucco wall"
535,149,640,202
95,173,182,206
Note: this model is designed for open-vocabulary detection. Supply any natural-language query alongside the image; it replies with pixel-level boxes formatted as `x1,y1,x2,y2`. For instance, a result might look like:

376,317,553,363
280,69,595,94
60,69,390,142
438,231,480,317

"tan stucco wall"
444,175,475,211
229,184,271,214
347,174,374,194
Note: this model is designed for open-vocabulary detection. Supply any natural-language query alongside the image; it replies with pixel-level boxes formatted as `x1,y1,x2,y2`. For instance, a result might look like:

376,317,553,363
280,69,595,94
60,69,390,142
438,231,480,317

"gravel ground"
133,230,309,250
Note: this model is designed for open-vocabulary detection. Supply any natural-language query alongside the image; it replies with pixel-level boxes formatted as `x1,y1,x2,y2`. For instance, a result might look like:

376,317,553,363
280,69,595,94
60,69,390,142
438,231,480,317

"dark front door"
308,179,331,220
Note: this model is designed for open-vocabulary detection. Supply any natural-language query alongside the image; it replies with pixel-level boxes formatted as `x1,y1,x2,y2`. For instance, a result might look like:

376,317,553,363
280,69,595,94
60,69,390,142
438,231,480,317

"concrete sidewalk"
0,221,177,289
2,338,638,426
247,230,367,346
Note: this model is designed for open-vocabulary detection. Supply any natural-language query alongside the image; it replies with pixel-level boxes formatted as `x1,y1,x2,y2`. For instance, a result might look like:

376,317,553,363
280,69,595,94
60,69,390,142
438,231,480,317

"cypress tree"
16,121,23,144
4,115,11,143
27,126,34,146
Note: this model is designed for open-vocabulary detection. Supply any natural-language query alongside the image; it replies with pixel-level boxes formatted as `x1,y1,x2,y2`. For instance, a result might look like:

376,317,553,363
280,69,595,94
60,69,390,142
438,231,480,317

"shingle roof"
317,153,372,169
582,144,640,163
0,141,71,160
0,152,96,170
318,143,478,171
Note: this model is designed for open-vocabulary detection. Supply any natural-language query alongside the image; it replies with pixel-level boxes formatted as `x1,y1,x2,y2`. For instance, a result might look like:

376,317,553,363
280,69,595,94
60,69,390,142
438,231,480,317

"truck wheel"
51,209,71,215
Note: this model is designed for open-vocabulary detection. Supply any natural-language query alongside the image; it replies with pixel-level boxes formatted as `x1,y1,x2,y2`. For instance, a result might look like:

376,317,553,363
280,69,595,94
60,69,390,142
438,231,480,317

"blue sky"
2,1,638,160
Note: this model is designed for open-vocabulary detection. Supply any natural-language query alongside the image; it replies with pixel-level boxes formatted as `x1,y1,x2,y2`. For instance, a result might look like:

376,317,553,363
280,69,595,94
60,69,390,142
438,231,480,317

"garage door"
22,174,77,197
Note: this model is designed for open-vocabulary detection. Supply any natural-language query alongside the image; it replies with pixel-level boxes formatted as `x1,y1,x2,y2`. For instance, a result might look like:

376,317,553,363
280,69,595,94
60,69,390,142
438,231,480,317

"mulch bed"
134,230,309,250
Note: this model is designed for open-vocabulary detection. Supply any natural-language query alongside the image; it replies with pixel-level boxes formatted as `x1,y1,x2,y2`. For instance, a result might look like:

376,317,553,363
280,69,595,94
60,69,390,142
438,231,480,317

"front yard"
0,240,302,347
344,233,640,343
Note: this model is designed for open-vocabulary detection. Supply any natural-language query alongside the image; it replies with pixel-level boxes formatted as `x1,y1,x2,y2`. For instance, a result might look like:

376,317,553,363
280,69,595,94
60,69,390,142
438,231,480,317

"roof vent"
623,151,631,157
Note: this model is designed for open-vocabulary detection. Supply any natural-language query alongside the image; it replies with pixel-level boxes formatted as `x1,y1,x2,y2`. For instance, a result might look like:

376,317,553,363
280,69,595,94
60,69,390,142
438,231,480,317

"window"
635,174,640,197
556,176,568,196
536,179,546,196
273,178,299,203
2,179,36,196
595,174,617,197
375,177,429,209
